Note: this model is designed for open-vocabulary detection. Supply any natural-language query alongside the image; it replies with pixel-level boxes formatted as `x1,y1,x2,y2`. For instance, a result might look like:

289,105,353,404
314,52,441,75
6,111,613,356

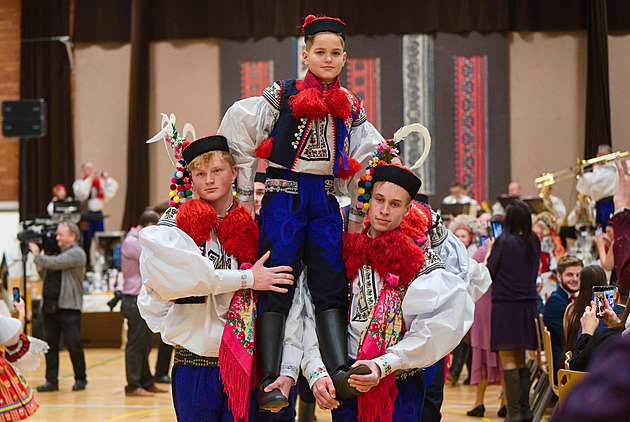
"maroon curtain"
584,0,612,159
122,0,151,230
20,0,74,220
74,0,630,42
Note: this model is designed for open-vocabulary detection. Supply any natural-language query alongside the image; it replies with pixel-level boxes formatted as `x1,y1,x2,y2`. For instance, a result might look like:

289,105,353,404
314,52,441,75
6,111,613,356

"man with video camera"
28,221,88,392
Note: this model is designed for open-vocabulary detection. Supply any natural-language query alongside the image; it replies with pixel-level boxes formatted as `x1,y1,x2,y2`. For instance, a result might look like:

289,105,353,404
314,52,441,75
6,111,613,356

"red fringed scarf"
87,176,104,199
176,200,259,422
342,217,429,422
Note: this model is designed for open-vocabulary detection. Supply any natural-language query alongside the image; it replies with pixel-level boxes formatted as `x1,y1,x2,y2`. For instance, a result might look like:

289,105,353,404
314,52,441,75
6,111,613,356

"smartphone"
487,220,503,240
12,287,20,302
592,286,615,318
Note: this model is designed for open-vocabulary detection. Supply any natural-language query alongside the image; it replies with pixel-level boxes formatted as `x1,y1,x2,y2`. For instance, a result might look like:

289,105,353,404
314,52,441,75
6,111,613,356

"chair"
532,316,558,422
528,316,546,407
564,351,572,370
557,369,587,405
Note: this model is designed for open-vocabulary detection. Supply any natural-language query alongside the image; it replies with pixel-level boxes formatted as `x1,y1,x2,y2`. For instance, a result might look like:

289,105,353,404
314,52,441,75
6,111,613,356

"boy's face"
190,157,237,205
254,181,265,215
302,33,346,83
368,182,411,237
455,228,472,247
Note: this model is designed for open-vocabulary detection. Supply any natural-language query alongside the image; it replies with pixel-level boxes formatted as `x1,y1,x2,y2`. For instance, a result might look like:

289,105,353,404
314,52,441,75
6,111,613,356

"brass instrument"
534,151,629,189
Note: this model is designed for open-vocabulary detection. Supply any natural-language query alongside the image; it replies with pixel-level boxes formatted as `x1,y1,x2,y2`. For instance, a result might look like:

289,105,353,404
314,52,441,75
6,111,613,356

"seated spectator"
562,265,609,360
542,255,583,382
612,284,628,316
568,296,628,371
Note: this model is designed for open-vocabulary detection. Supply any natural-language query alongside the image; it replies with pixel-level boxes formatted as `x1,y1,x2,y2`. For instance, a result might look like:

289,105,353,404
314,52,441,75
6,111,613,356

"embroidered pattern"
298,117,331,161
307,367,328,383
349,207,366,218
293,117,308,150
237,187,253,197
419,248,445,275
158,206,178,227
323,179,335,196
281,363,299,378
353,103,367,127
374,356,394,377
225,289,256,353
239,270,248,289
353,264,376,322
265,179,299,195
262,82,282,111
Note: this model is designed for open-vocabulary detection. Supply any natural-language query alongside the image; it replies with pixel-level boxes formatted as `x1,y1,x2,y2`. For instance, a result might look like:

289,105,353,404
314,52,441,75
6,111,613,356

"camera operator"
28,221,88,392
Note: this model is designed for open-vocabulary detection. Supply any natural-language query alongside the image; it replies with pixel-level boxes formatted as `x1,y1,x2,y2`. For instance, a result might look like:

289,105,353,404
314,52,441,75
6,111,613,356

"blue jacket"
543,286,571,383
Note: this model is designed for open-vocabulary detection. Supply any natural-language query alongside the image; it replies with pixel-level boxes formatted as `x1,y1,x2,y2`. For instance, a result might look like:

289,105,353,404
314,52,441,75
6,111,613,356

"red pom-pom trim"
324,89,351,121
337,157,362,179
175,199,219,245
254,137,274,159
215,207,259,265
289,88,328,120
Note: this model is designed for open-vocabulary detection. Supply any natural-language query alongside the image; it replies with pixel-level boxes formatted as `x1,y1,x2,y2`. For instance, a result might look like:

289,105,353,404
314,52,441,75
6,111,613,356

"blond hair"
305,32,345,51
188,150,235,172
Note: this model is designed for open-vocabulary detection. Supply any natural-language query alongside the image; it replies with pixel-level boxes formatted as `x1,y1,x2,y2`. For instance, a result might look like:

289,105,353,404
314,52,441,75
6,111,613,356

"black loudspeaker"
1,99,47,138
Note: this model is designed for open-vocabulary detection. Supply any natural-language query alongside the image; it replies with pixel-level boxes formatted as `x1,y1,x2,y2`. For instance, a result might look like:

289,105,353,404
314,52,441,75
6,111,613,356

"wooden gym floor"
22,348,552,421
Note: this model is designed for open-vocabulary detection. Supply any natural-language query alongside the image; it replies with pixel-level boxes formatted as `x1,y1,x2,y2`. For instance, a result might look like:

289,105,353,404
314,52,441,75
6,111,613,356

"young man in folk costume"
138,135,298,422
219,15,386,410
298,164,474,422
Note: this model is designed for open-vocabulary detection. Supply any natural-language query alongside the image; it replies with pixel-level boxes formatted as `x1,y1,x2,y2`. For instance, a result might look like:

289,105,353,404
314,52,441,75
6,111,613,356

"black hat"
254,172,266,183
302,14,346,42
372,165,422,200
181,135,229,165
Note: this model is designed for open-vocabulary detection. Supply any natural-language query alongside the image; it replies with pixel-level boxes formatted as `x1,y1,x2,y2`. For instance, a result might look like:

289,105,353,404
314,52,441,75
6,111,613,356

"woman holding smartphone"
485,200,540,422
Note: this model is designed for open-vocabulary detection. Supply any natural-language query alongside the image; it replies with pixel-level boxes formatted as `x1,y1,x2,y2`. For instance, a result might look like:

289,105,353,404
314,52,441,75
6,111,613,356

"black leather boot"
255,312,289,410
315,308,371,401
298,397,316,422
503,368,525,422
518,367,533,422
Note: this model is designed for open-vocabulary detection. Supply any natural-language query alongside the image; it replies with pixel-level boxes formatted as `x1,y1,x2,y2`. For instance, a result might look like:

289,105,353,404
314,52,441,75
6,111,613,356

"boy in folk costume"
138,135,298,422
219,15,386,409
301,164,474,422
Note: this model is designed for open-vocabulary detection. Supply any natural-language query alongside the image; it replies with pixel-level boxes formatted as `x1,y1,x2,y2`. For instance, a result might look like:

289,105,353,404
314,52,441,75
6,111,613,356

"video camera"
17,219,60,255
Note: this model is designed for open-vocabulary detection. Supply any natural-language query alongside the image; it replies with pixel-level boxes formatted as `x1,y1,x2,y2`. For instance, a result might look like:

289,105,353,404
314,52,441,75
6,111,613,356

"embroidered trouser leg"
258,169,348,316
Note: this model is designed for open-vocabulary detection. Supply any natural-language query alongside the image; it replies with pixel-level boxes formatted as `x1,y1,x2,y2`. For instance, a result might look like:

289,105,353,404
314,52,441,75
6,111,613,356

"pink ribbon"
240,263,253,270
385,273,399,287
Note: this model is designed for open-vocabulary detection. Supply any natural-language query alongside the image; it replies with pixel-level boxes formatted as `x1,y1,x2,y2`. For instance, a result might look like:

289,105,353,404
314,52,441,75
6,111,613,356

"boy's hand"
312,376,339,410
251,251,294,293
348,360,381,393
264,376,293,413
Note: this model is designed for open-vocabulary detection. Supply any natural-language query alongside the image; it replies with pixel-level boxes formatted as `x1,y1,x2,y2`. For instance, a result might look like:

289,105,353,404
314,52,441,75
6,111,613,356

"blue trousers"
259,169,347,316
596,198,614,229
331,371,426,422
172,365,278,422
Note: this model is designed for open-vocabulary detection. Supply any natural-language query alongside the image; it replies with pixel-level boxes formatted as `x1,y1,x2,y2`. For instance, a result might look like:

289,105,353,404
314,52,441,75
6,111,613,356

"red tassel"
289,88,328,120
254,137,274,159
175,199,219,245
367,230,424,290
219,340,252,422
337,157,362,179
399,207,428,241
357,374,397,422
342,232,370,280
324,88,351,120
216,207,259,265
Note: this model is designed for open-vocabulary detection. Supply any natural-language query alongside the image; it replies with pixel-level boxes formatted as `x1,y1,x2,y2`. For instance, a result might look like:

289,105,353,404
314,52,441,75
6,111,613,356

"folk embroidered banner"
346,58,381,130
453,55,487,203
240,60,273,98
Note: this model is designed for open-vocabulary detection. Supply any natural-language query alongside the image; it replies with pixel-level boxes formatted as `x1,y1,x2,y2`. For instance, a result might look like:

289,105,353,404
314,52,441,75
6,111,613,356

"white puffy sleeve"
372,268,474,378
434,229,489,302
102,176,119,201
0,315,21,346
139,225,254,300
336,107,385,222
218,87,280,201
576,163,618,201
72,177,92,200
137,285,175,342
